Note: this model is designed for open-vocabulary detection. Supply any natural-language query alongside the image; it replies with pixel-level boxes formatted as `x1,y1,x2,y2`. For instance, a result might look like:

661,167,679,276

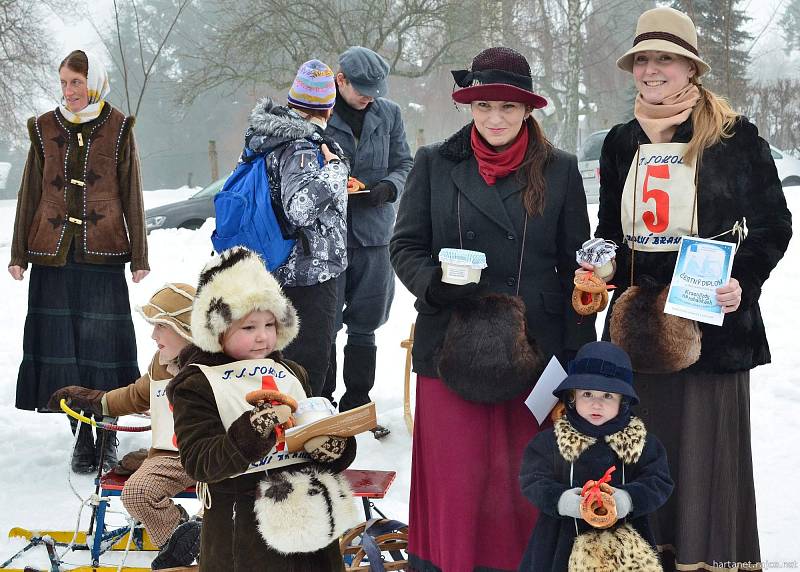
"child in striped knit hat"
240,59,350,401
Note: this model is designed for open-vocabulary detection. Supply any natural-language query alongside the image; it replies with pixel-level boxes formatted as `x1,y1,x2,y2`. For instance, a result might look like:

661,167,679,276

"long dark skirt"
634,370,761,571
408,376,541,572
15,258,139,412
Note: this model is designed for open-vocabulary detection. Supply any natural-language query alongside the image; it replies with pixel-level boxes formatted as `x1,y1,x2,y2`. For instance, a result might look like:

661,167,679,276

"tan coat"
104,351,175,458
10,103,148,270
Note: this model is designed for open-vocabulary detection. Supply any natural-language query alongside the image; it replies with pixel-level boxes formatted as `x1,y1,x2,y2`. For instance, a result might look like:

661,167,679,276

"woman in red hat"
583,6,792,571
390,46,596,571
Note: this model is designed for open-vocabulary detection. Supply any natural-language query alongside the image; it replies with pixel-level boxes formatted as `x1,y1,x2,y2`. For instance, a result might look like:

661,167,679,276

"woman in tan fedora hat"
581,6,792,571
391,46,596,571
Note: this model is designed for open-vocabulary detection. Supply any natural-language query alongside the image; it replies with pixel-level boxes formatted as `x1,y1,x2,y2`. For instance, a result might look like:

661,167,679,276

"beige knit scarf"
634,84,700,143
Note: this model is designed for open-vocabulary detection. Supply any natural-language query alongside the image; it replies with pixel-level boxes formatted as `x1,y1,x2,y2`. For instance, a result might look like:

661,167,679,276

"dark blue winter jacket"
519,416,673,571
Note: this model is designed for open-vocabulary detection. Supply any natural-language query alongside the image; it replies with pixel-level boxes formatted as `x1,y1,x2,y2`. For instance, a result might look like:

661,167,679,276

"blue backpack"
211,144,321,271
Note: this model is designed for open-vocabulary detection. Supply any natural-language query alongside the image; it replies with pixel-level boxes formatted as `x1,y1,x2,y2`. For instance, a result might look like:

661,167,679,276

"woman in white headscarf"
8,50,149,474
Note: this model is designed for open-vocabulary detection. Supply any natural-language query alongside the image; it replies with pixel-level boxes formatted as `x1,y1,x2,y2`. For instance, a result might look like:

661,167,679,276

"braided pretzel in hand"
572,272,609,316
245,390,299,429
580,467,618,529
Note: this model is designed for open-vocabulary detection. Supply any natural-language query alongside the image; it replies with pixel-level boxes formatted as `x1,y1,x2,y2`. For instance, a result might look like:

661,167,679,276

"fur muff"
568,523,663,572
437,293,544,403
254,466,360,554
609,283,701,373
190,247,299,353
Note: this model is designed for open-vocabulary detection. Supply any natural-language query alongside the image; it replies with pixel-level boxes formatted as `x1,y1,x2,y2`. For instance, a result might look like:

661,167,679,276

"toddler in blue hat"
518,341,674,571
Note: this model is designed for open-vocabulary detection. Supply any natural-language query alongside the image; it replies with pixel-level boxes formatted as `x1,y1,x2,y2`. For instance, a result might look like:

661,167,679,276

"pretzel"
571,272,609,316
245,389,299,430
573,272,607,294
347,177,366,193
580,482,617,529
245,389,299,411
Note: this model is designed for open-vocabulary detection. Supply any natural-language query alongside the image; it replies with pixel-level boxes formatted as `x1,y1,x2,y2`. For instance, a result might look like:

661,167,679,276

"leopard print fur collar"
554,416,647,464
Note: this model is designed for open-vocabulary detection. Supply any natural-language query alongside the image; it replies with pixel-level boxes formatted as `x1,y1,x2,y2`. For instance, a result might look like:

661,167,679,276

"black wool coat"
167,346,356,572
519,416,674,571
389,123,597,378
596,117,792,372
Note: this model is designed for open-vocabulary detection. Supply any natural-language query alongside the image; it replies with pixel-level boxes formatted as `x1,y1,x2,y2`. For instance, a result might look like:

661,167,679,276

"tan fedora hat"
616,6,710,77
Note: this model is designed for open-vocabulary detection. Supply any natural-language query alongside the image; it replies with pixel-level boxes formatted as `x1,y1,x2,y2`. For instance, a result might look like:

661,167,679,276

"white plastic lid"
438,248,487,269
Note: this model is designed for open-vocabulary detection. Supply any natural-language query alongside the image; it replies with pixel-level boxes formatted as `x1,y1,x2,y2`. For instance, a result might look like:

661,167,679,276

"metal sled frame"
1,401,195,571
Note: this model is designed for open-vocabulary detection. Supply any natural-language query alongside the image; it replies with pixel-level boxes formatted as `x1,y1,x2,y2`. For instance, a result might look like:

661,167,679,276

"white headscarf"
58,50,111,124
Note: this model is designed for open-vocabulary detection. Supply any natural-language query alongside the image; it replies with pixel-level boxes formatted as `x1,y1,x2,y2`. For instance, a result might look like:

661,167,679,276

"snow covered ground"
0,189,798,570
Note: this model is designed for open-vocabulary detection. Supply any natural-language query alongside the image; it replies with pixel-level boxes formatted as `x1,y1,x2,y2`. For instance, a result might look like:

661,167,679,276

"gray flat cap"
339,46,390,98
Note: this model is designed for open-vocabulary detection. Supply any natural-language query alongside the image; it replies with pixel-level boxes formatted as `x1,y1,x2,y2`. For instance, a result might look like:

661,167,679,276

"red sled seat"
342,469,397,520
98,469,198,498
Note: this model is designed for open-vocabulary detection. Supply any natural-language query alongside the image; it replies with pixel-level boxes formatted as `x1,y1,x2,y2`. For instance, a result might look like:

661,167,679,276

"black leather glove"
366,181,396,207
426,267,483,307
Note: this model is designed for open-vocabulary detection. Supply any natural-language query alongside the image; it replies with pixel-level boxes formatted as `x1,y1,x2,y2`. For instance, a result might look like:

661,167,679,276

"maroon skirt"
408,375,542,572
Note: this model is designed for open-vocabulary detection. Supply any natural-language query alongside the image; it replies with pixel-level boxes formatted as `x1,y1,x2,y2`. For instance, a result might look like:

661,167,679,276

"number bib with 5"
621,143,698,252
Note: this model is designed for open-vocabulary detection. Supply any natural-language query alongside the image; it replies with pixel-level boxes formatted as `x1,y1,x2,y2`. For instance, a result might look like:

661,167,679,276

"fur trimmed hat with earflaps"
437,294,544,403
191,247,299,353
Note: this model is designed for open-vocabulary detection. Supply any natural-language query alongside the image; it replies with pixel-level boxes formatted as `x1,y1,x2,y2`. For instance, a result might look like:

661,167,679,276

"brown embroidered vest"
27,104,133,265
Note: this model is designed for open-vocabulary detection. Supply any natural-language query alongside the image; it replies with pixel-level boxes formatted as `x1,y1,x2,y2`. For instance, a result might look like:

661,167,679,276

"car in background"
577,129,609,204
145,177,227,232
770,146,800,187
578,132,800,202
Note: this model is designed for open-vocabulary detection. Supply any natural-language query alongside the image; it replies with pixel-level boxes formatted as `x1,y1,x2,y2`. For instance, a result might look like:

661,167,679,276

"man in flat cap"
324,46,413,439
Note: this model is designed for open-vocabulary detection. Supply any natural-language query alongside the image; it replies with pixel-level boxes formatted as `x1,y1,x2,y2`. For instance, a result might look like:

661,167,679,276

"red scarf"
470,124,529,185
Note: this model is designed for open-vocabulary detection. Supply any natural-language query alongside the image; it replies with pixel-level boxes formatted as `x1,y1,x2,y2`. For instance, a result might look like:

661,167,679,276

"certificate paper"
664,236,735,326
525,356,567,426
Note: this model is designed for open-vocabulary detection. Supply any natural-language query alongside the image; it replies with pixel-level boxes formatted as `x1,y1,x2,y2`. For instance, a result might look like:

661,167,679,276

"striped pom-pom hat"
287,59,336,110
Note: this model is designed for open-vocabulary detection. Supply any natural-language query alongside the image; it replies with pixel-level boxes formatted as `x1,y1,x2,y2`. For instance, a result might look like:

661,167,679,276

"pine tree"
671,0,751,106
780,0,800,53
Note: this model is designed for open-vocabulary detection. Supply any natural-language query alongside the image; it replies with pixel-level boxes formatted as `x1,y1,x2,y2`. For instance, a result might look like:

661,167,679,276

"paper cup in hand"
438,248,487,285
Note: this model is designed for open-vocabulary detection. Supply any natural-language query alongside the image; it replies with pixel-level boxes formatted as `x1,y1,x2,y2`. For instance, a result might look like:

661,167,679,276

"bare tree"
742,79,800,155
175,0,470,104
91,0,191,118
0,0,56,140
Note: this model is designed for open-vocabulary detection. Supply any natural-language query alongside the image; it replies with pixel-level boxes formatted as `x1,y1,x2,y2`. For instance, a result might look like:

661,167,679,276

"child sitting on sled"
167,246,359,572
48,283,202,570
518,341,674,572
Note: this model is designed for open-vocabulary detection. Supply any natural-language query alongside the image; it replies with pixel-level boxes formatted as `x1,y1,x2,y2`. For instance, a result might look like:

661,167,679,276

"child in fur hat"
48,282,201,570
167,246,358,572
518,341,674,572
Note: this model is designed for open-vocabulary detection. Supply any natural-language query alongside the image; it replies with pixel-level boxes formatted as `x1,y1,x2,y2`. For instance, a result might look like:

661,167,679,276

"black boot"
95,427,119,474
321,343,338,406
339,345,376,412
150,516,202,570
69,417,96,474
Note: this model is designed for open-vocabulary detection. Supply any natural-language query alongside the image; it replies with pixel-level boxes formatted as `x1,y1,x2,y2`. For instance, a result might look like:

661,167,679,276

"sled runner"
2,400,198,572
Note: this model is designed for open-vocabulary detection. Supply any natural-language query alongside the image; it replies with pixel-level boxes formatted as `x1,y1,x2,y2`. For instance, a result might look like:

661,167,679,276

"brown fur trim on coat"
555,416,647,465
609,283,701,373
554,417,597,463
437,293,544,403
568,523,662,572
604,417,647,465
